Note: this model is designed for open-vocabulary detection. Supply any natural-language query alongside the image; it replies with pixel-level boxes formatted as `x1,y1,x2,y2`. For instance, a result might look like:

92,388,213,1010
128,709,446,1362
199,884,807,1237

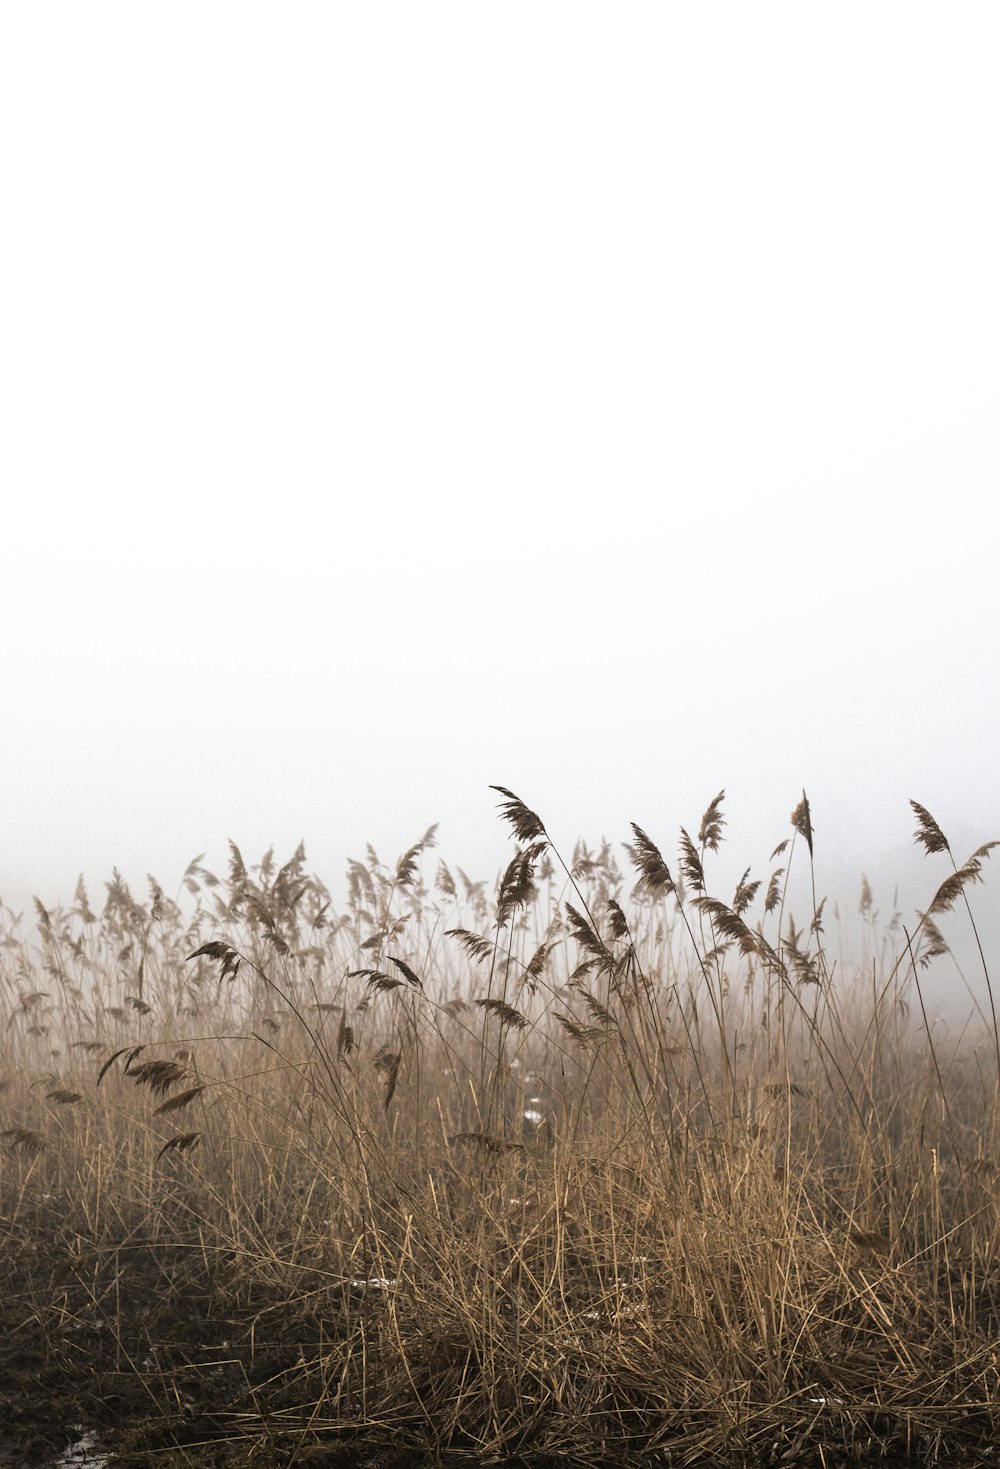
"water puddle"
2,1429,110,1469
53,1431,107,1469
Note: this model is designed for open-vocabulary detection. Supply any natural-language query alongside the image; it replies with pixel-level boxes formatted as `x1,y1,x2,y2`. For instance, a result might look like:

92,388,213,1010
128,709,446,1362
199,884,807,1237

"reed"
0,791,997,1467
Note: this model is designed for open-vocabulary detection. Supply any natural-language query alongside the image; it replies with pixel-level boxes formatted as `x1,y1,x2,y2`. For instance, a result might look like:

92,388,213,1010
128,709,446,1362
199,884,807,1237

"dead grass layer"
2,791,1000,1467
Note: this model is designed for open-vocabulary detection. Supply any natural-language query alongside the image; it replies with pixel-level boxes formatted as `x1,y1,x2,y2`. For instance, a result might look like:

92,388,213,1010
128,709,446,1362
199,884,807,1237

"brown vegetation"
1,792,998,1466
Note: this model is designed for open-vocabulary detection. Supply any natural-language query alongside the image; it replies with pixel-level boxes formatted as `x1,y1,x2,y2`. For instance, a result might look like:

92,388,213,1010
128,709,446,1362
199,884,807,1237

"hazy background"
1,5,998,992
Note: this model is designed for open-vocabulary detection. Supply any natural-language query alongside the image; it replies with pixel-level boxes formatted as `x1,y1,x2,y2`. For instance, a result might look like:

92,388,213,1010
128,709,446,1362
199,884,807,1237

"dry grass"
1,791,999,1467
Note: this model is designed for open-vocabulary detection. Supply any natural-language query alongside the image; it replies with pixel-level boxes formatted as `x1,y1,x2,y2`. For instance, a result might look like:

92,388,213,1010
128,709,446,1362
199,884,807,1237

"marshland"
1,787,998,1468
6,2,1000,1466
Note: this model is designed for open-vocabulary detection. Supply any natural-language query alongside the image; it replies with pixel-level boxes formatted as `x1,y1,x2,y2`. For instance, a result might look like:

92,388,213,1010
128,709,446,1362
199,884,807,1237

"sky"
1,4,998,984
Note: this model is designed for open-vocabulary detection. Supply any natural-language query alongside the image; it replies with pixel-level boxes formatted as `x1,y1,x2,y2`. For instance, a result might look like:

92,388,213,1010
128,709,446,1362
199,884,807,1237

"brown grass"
0,790,998,1467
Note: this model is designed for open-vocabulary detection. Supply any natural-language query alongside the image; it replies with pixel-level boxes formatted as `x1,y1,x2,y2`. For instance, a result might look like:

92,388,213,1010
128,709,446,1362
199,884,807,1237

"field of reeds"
1,788,999,1468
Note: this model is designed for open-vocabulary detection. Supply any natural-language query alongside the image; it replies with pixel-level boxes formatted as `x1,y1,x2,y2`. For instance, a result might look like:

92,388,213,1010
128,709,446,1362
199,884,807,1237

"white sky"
1,5,998,959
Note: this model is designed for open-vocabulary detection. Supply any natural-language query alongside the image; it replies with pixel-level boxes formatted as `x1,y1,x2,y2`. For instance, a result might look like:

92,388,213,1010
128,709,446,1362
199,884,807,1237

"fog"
2,6,998,1016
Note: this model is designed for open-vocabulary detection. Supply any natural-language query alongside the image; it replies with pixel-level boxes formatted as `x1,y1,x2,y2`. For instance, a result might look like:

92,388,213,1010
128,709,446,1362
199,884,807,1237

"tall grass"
1,790,998,1466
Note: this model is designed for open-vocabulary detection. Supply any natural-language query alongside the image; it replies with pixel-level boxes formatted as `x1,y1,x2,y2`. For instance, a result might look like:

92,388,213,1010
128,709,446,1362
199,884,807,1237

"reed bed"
1,790,998,1467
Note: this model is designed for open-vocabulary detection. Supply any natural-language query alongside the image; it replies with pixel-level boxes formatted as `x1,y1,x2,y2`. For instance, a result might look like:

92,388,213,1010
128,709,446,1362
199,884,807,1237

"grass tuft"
0,788,998,1466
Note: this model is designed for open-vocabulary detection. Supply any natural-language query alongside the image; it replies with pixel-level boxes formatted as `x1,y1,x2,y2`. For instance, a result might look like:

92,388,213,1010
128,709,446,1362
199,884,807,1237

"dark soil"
2,1207,997,1469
